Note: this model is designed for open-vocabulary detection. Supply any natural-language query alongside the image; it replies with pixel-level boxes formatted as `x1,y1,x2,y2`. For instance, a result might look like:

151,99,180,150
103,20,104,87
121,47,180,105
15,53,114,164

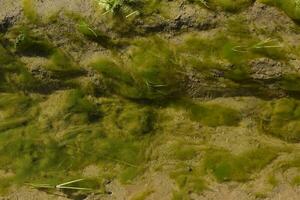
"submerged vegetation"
204,147,278,182
0,0,300,198
260,98,300,142
197,0,255,11
260,0,300,20
90,37,182,100
184,101,241,127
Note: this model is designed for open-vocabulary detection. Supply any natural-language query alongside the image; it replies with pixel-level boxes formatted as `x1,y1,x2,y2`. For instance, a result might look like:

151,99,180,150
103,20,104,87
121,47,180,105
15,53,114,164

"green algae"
204,147,278,182
90,37,182,100
208,0,255,12
280,74,300,92
10,29,82,78
185,102,241,127
90,56,141,98
292,176,300,186
90,57,133,84
130,189,154,200
268,174,279,187
22,0,40,23
170,143,197,161
14,32,54,56
99,98,156,137
0,0,300,197
77,21,118,48
181,33,285,67
170,165,207,198
0,92,154,191
191,0,254,11
46,50,84,78
116,105,155,136
38,90,101,130
260,0,300,20
0,44,15,66
129,37,182,99
260,98,300,142
0,45,38,92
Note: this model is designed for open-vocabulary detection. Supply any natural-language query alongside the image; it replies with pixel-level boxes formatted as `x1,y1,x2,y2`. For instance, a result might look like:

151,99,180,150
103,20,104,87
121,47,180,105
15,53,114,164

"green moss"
260,98,300,142
204,147,278,182
185,102,241,127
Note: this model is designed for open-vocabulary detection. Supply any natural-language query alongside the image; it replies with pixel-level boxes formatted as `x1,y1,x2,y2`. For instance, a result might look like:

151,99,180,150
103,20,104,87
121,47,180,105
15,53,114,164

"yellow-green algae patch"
260,98,300,142
203,147,278,182
190,0,254,11
90,37,182,100
260,0,300,20
22,0,40,23
0,93,155,192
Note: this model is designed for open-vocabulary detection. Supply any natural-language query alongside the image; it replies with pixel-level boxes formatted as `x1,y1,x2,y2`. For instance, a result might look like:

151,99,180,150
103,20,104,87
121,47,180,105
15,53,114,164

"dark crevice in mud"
0,15,19,33
184,71,300,100
185,87,288,100
132,16,218,36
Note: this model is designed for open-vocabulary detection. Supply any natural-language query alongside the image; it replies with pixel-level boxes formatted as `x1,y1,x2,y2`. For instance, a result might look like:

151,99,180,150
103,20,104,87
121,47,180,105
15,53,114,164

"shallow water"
0,0,300,199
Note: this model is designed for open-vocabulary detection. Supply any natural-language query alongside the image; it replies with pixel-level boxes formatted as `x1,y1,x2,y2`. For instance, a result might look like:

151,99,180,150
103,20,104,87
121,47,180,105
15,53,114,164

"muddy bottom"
0,0,300,200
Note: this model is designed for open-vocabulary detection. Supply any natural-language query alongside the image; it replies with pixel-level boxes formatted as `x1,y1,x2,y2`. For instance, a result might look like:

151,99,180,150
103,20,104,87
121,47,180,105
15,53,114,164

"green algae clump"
204,147,278,182
22,0,40,23
209,0,255,11
191,0,254,12
90,38,182,100
260,0,300,20
187,102,241,127
260,98,300,142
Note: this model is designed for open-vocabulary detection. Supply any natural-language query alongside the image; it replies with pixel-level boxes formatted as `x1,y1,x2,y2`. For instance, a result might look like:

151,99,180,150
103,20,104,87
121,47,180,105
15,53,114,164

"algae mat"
0,0,300,199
